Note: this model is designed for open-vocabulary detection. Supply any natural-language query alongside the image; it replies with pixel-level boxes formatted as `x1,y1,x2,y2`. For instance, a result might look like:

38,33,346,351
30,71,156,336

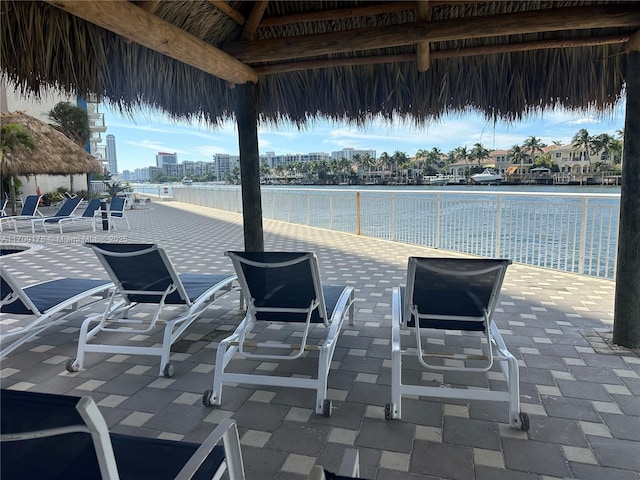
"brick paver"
1,200,638,479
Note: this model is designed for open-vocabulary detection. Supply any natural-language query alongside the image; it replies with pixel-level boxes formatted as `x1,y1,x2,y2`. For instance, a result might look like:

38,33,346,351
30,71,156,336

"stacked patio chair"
65,243,238,377
386,257,529,431
203,251,355,416
0,389,245,480
0,261,113,358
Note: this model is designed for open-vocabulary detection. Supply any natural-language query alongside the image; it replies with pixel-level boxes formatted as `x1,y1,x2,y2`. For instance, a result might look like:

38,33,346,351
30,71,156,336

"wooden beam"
235,82,265,252
628,29,640,52
613,44,640,347
416,1,431,72
226,4,640,63
134,1,160,14
257,1,478,28
242,1,269,40
259,2,415,28
252,35,631,75
209,0,245,26
45,0,257,85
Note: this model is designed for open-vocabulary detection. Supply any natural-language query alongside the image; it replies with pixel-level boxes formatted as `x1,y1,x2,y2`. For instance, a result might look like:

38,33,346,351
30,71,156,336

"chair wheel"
518,412,530,431
162,363,174,378
65,358,79,372
322,399,333,417
384,403,395,420
202,390,215,407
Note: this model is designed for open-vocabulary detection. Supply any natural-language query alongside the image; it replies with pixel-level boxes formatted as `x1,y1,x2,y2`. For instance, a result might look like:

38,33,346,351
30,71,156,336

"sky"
101,101,626,173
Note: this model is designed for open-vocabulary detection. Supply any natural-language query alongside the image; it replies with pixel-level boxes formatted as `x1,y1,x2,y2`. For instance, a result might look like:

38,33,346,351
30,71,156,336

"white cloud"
125,139,189,155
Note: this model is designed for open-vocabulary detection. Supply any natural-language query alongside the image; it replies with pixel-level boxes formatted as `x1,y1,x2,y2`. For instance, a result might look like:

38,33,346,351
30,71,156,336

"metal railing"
143,184,619,280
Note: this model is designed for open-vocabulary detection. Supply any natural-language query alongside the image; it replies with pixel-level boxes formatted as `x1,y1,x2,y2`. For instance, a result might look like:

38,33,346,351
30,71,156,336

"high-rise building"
105,134,118,174
156,152,178,168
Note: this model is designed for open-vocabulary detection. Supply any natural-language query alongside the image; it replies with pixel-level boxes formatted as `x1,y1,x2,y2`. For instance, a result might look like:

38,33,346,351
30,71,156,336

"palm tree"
571,128,595,175
259,162,271,183
48,102,91,147
1,123,35,214
469,143,491,169
48,102,91,192
592,133,618,167
507,144,526,177
522,136,546,175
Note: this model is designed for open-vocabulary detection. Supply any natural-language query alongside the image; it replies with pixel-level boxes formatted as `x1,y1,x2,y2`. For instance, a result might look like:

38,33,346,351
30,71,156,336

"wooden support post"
235,82,264,252
613,31,640,348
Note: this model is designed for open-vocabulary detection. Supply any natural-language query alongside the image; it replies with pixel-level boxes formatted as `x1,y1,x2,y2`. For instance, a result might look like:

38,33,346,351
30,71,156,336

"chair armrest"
174,419,244,480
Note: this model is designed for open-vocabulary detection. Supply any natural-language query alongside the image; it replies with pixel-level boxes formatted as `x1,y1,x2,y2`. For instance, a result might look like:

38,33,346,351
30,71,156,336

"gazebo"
0,111,102,213
1,1,638,347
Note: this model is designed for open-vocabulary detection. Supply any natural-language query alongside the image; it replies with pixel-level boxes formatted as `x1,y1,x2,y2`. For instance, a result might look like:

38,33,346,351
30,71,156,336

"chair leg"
316,345,331,416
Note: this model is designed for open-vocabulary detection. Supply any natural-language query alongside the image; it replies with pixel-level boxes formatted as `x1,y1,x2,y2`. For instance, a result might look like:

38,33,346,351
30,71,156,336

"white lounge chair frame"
0,390,245,480
105,196,130,231
0,263,113,358
386,257,529,431
204,251,355,416
48,198,103,233
30,196,83,232
66,243,238,377
0,194,42,232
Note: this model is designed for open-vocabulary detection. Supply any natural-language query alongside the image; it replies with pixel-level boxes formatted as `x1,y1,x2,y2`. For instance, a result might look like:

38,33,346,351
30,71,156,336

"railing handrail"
134,184,619,280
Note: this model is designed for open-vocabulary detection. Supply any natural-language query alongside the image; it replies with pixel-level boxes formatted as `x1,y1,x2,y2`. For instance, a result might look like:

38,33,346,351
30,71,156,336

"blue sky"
102,102,626,172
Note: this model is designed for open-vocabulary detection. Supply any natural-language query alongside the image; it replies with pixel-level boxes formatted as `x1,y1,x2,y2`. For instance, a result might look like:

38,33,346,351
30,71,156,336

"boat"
424,175,449,186
469,169,502,185
181,177,193,185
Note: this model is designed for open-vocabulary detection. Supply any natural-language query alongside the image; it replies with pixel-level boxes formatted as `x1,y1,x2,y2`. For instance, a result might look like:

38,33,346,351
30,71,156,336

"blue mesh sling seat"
30,196,83,232
386,257,529,431
203,251,355,416
105,196,130,231
0,260,112,358
0,389,245,480
0,194,42,232
66,243,238,377
52,198,103,233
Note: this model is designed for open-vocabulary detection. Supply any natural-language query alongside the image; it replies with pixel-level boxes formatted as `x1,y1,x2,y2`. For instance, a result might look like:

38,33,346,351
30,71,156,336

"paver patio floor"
1,200,638,479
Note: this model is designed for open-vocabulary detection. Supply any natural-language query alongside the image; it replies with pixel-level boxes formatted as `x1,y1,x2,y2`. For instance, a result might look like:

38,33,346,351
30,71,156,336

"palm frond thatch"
0,1,635,127
0,112,102,176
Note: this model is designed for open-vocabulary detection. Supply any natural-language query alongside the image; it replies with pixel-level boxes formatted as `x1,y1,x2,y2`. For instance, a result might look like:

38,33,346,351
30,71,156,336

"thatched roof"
0,111,102,176
1,1,638,127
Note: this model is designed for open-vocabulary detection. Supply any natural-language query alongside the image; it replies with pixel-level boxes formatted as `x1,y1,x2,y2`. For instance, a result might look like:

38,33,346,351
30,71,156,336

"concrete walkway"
1,200,638,479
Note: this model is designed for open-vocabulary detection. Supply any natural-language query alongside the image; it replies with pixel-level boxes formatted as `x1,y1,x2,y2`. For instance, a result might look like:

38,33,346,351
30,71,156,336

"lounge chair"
30,196,83,232
45,198,103,234
66,243,238,377
0,389,245,480
0,262,113,358
203,251,355,416
386,257,529,431
0,194,42,232
105,196,130,231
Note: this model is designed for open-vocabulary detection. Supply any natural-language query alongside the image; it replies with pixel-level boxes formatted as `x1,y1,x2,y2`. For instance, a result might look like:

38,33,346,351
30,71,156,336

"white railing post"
329,194,333,230
435,193,441,250
578,197,588,275
390,193,395,241
496,195,502,257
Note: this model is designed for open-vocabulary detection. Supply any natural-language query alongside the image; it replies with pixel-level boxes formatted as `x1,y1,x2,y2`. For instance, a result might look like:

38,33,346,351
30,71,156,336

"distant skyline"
101,101,626,172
